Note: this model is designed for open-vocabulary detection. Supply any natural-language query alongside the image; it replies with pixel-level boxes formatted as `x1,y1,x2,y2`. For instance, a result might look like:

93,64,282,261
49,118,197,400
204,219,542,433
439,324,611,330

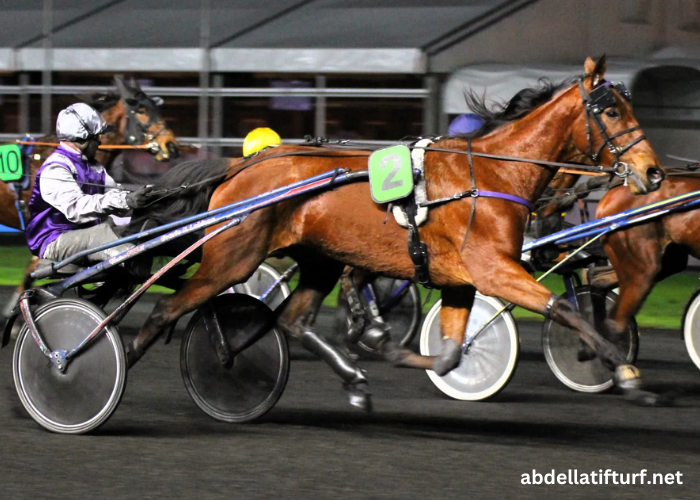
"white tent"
442,51,700,114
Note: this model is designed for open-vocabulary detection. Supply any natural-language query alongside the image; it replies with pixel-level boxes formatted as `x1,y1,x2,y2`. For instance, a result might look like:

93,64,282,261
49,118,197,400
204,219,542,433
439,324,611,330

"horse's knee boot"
298,329,371,411
432,338,462,376
359,324,390,351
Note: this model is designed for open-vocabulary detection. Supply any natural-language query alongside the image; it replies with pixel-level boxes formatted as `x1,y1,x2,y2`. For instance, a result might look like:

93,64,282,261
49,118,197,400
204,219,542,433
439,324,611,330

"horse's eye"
136,107,147,115
605,109,620,119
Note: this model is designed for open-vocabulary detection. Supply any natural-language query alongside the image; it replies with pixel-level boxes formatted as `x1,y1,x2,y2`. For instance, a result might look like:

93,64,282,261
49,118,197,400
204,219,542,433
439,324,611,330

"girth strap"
404,200,430,286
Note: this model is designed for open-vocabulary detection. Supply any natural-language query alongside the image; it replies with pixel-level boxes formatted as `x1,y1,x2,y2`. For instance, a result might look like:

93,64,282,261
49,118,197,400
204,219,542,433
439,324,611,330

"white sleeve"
40,164,130,224
104,170,121,190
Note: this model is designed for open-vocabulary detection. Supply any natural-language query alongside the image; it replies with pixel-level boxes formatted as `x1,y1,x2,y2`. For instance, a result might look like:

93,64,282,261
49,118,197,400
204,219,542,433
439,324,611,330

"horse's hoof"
624,389,674,407
382,340,408,365
345,381,372,413
614,364,642,391
432,338,462,376
125,343,143,369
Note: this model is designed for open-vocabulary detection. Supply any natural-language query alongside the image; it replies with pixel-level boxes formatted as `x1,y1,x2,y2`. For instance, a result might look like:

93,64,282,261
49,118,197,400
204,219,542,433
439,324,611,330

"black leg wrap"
432,338,462,376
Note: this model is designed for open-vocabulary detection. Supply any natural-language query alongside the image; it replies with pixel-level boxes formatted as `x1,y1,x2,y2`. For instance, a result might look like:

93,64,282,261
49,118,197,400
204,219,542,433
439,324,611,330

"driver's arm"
40,164,129,224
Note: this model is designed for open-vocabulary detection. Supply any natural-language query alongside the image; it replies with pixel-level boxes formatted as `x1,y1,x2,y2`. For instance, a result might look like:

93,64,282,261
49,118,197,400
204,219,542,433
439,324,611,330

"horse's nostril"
166,141,179,159
647,167,664,185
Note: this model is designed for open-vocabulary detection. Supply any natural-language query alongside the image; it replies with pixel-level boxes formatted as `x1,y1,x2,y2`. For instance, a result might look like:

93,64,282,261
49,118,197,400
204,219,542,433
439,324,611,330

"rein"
14,140,156,151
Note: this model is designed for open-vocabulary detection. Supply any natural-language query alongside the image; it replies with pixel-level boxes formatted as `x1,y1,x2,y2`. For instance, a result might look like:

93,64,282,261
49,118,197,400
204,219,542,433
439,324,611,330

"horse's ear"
584,55,607,86
114,74,131,97
74,93,97,103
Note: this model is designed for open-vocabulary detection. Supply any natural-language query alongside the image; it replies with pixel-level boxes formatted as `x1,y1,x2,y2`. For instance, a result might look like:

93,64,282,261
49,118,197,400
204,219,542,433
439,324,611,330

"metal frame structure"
0,83,431,146
0,0,541,139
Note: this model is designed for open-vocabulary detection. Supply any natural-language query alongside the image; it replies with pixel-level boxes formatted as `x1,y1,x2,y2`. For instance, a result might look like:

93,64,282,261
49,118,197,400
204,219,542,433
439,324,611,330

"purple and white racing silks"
25,143,129,257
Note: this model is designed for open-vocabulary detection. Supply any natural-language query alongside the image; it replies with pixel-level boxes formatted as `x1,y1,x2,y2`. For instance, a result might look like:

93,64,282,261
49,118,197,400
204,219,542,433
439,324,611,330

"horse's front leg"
470,252,666,406
432,286,476,375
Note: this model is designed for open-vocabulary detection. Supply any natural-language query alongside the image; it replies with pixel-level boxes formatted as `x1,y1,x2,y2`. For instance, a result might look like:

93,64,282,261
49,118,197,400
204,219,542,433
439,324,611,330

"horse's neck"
471,89,579,201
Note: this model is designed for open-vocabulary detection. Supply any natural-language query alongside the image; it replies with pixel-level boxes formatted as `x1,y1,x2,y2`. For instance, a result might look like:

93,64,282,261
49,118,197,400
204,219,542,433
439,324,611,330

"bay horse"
0,76,179,317
587,175,700,340
126,56,665,410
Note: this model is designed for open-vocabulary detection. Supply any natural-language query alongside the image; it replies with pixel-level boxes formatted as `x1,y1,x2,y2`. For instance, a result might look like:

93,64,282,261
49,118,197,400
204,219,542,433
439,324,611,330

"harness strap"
405,201,430,286
460,138,478,252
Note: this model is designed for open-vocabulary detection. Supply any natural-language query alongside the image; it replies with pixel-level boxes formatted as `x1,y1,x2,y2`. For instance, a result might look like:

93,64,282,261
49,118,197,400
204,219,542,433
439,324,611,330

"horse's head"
113,76,179,161
570,55,664,194
83,76,179,162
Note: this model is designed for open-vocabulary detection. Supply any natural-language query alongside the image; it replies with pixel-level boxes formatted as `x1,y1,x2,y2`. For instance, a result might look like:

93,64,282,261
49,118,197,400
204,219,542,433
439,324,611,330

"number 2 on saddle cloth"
368,145,431,285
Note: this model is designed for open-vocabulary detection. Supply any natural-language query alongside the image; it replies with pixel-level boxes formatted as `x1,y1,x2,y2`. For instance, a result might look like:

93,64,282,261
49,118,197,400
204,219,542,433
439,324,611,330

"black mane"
461,77,578,138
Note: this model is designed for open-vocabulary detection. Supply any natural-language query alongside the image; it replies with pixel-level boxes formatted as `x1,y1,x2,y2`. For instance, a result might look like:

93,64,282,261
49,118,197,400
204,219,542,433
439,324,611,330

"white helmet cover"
56,103,108,141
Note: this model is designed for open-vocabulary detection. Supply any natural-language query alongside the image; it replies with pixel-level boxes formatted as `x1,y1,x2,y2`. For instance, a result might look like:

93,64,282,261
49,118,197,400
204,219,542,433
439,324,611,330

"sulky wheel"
420,293,519,401
233,262,291,310
181,294,289,423
13,298,127,434
682,288,700,371
542,287,639,393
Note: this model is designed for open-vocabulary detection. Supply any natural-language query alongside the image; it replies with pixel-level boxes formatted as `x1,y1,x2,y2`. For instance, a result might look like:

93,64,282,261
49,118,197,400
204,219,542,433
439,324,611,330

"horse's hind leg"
126,228,270,365
276,254,371,411
2,256,38,318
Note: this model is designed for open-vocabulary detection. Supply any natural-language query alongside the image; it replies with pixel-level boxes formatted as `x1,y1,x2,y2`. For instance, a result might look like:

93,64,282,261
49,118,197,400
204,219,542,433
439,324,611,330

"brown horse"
125,56,665,409
589,175,700,339
0,76,179,316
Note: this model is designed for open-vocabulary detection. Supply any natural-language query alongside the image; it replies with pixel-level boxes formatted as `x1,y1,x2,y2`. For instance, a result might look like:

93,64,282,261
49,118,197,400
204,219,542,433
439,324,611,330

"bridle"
577,77,646,181
123,92,166,154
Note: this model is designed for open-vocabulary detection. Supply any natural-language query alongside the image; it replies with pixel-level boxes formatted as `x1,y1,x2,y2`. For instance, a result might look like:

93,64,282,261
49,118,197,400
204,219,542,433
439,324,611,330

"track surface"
2,289,700,499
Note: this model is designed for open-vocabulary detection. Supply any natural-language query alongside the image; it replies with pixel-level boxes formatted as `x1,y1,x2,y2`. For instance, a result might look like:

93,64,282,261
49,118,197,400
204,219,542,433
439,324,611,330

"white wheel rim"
684,292,700,370
236,263,290,310
542,290,636,393
420,294,519,401
12,301,125,434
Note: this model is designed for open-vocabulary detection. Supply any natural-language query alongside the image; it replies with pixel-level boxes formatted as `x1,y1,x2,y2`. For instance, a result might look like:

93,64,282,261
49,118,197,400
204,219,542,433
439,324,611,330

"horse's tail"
122,157,232,237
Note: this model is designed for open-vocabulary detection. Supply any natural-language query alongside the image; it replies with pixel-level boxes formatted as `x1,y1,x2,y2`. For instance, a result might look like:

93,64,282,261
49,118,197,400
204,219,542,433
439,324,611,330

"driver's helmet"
56,103,108,142
243,127,281,156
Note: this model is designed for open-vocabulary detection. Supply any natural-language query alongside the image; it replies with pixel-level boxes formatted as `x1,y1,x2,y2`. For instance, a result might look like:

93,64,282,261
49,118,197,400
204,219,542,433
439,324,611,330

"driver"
25,103,156,263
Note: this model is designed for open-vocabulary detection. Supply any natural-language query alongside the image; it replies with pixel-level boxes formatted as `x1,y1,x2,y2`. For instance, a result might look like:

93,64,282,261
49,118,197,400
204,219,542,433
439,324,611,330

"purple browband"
475,190,533,211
